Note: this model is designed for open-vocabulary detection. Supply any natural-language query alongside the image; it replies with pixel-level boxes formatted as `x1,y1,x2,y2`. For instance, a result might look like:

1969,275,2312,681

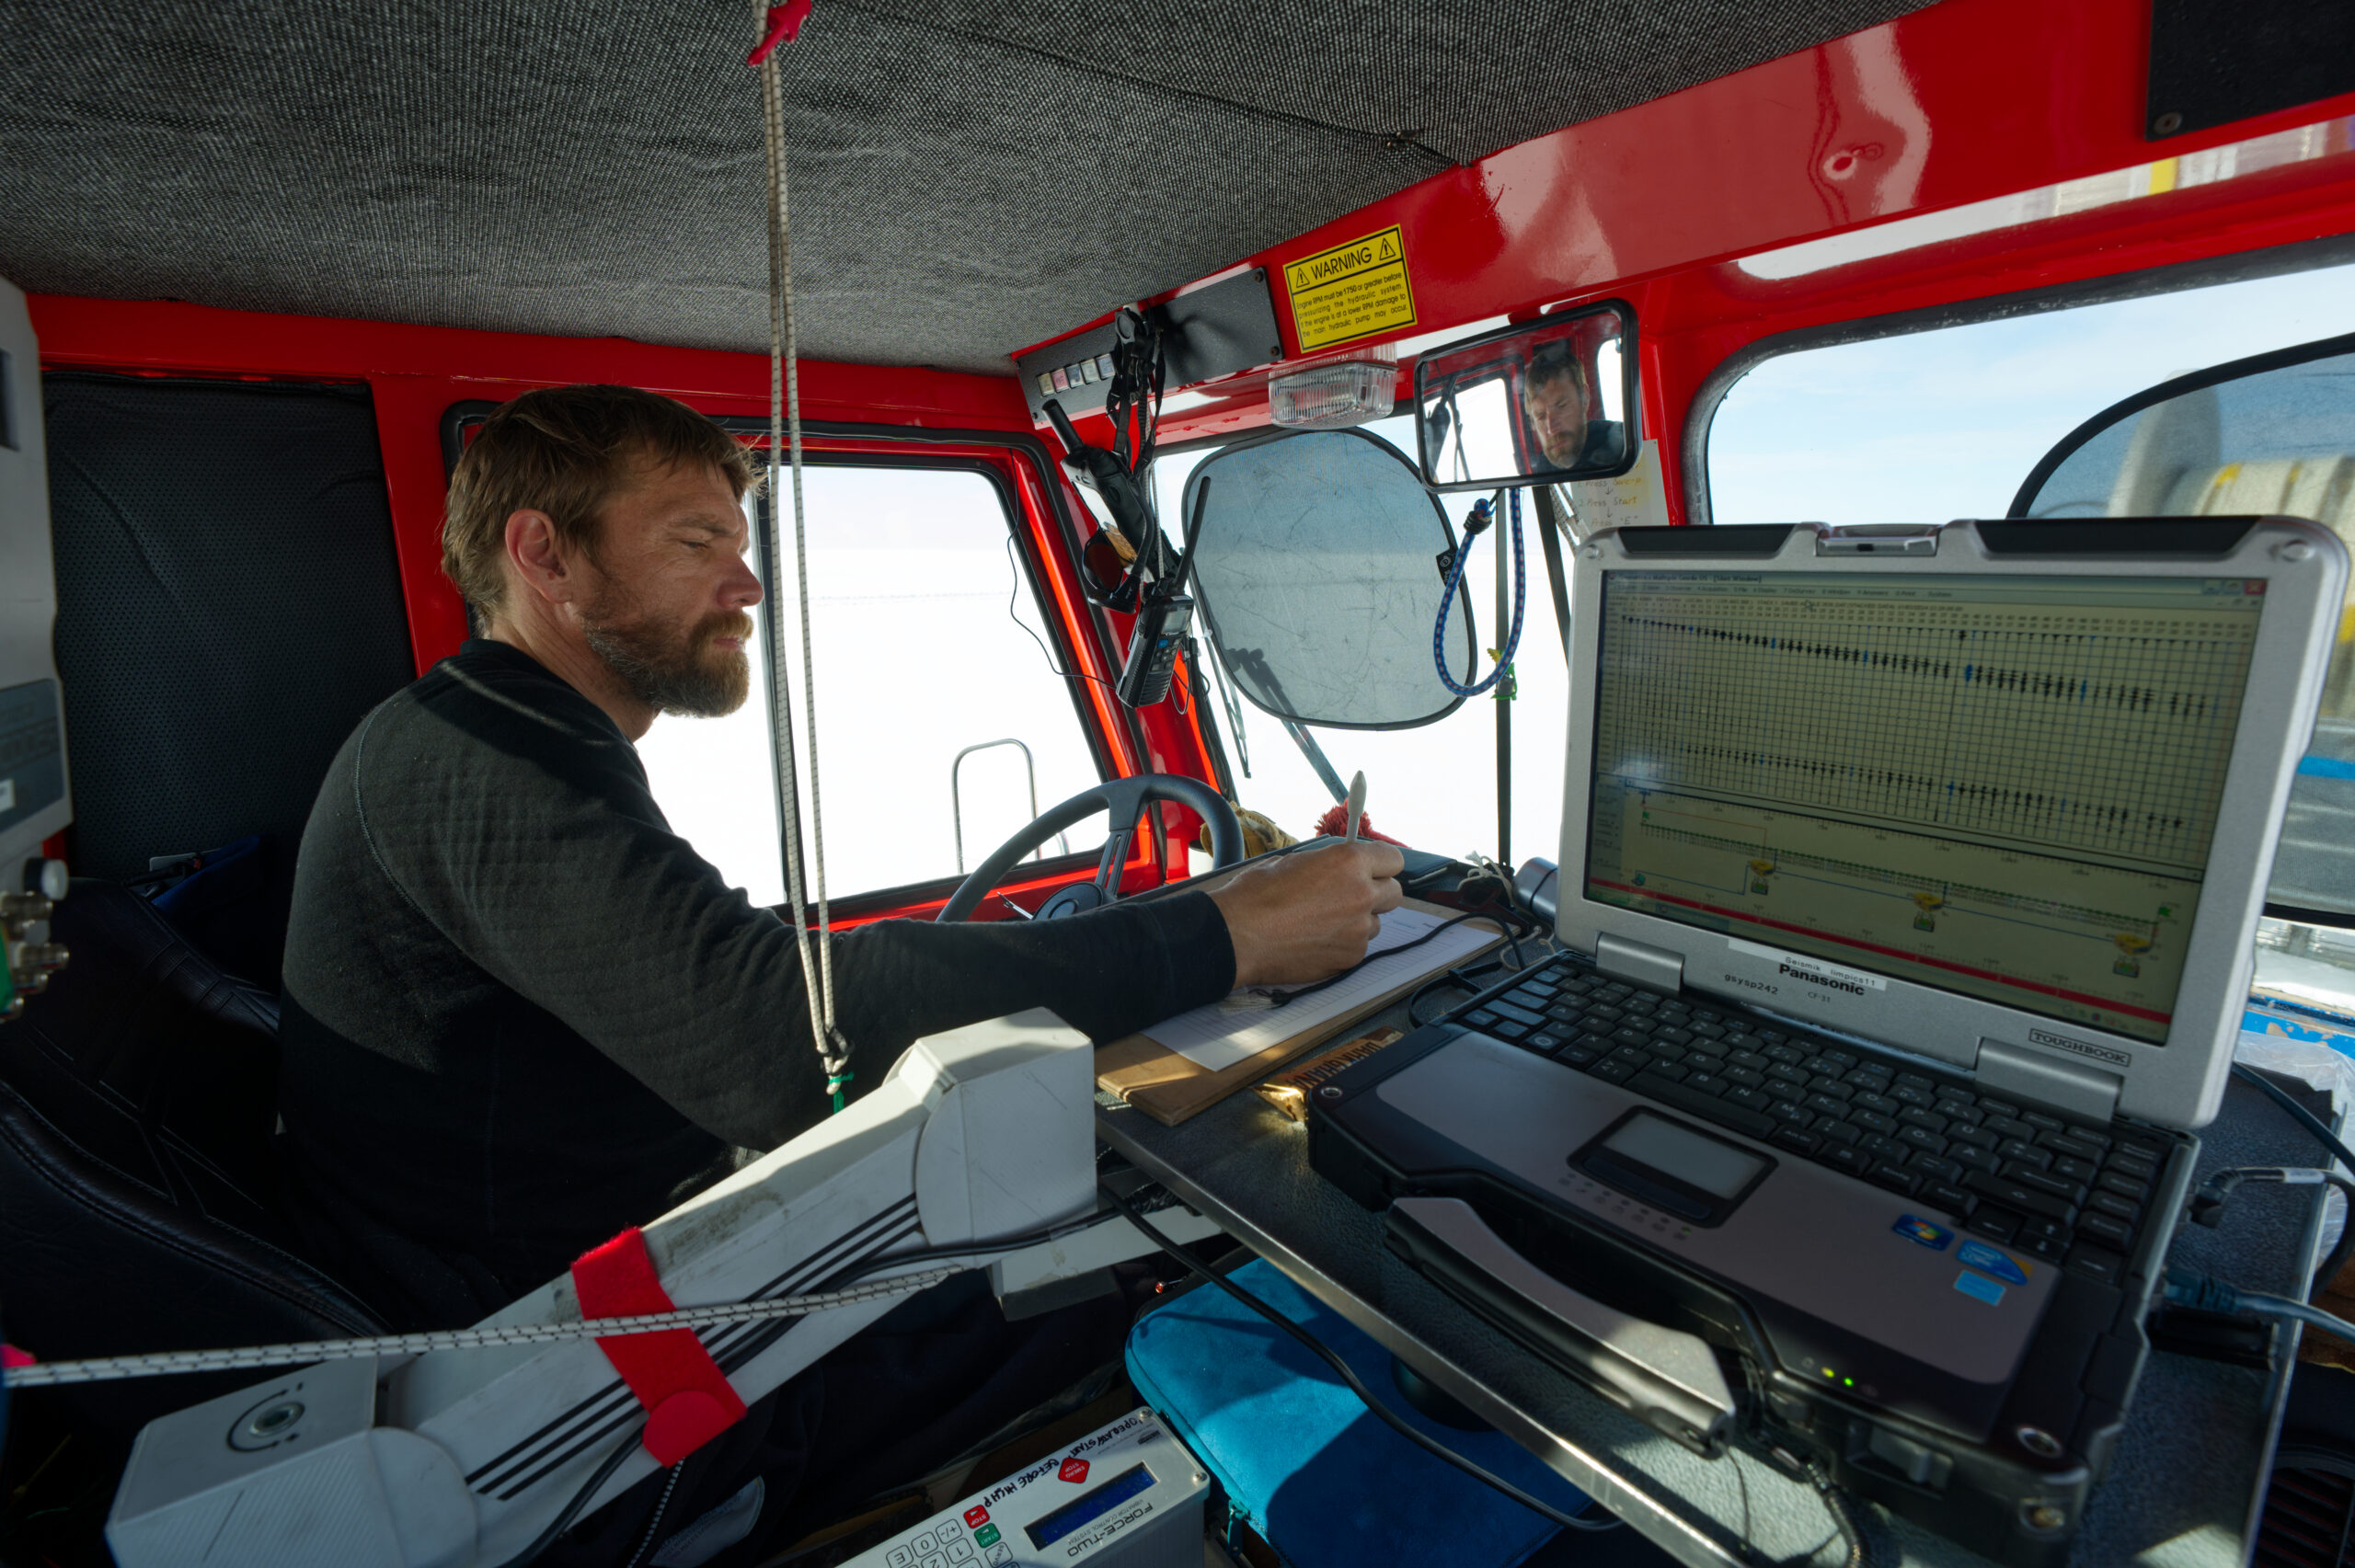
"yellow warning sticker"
1282,225,1416,353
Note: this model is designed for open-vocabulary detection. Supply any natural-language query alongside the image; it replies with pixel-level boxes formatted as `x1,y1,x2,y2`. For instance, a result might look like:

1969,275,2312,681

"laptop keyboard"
1453,957,2169,1288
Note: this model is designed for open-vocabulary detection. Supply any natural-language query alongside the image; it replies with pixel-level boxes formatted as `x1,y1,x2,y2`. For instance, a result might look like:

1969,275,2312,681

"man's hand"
1207,841,1407,989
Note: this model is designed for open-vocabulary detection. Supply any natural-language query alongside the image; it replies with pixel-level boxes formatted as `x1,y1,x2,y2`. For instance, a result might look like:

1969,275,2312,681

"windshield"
1152,415,1571,867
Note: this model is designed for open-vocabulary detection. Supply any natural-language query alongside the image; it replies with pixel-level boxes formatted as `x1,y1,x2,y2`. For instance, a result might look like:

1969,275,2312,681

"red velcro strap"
571,1228,746,1465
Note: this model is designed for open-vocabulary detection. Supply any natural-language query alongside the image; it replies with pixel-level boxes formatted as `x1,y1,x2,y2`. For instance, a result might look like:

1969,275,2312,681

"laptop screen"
1583,570,2268,1044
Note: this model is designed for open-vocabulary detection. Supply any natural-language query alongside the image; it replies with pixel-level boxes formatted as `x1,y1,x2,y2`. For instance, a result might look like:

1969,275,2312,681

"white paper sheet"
1138,907,1499,1072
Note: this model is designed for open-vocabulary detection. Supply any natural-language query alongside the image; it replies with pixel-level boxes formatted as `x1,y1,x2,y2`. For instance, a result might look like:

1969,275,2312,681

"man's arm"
363,697,1398,1150
833,837,1406,1059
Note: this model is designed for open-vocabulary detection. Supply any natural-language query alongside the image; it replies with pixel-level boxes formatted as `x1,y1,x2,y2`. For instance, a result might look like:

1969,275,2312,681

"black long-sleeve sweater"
277,639,1234,1328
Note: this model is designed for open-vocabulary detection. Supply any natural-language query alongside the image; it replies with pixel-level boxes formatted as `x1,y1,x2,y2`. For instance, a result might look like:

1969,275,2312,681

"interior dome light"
1268,361,1396,429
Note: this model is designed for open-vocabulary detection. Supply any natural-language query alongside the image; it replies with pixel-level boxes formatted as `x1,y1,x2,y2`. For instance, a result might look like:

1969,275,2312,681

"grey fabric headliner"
0,0,1930,375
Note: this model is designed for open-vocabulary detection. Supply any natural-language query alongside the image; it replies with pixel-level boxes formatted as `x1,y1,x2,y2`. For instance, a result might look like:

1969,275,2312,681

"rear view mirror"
1414,301,1638,492
1183,429,1471,729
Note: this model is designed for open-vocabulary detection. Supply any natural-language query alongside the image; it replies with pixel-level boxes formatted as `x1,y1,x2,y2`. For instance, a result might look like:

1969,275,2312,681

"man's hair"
1526,339,1589,397
442,384,759,617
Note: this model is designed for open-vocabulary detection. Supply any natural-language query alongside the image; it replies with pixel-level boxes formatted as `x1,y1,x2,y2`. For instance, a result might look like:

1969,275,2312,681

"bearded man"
1523,338,1626,473
275,383,1399,1334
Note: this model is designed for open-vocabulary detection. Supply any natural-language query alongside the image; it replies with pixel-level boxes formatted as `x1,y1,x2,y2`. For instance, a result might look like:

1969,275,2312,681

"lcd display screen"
1026,1464,1156,1549
1582,570,2266,1044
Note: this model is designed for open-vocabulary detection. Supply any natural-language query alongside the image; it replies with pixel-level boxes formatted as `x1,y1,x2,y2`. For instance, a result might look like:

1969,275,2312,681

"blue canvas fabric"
1126,1258,1595,1568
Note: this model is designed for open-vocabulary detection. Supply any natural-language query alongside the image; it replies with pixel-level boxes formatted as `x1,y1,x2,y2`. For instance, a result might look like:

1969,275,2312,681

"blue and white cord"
1433,488,1527,698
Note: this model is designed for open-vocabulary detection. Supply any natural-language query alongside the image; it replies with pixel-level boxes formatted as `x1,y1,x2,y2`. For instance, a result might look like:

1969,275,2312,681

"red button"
964,1506,990,1527
1059,1458,1090,1483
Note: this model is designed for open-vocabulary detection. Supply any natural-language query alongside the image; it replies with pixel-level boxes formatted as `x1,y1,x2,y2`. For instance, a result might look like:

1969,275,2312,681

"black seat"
0,881,386,1445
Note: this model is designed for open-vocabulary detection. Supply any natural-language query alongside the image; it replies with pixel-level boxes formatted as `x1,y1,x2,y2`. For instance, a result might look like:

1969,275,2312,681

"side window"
635,463,1103,904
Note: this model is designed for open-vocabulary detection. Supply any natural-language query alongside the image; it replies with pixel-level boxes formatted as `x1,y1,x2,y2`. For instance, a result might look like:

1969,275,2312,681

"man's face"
1526,369,1591,468
576,454,762,717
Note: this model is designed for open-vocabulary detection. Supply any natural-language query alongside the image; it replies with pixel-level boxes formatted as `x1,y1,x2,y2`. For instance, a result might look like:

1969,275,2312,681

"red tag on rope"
747,0,813,64
570,1228,746,1465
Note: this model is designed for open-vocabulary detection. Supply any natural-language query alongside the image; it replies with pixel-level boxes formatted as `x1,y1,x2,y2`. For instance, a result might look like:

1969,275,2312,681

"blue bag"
1126,1258,1599,1568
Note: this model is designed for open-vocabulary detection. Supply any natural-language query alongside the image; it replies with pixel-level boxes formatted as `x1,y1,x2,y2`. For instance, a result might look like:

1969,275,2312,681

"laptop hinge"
1596,933,1684,992
1973,1038,2121,1124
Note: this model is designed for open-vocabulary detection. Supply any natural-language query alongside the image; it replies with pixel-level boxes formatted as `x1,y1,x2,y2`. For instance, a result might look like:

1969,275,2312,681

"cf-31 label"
1727,940,1888,998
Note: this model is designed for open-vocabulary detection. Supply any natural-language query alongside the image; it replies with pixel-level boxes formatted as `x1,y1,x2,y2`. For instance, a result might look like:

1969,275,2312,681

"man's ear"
503,509,577,610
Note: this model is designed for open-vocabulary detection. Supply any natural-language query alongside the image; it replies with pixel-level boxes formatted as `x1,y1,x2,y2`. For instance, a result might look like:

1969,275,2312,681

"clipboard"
1097,886,1505,1126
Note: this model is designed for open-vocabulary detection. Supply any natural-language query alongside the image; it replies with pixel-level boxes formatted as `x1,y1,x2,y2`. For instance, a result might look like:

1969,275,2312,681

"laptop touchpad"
1576,1111,1772,1227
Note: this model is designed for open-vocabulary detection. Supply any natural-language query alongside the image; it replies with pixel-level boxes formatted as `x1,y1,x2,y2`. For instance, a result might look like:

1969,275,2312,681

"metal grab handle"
1385,1196,1736,1457
950,738,1069,873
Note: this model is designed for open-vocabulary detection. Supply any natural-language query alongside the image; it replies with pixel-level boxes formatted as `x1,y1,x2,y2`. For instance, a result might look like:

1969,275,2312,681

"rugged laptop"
1310,518,2347,1564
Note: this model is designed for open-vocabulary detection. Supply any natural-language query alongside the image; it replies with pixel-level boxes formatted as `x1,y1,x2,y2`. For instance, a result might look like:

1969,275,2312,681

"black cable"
1265,911,1508,1010
2232,1060,2355,1174
1407,969,1483,1026
1099,1184,1621,1532
2192,1164,2355,1288
1002,532,1120,695
1405,955,1531,1026
493,1432,640,1568
1801,1457,1877,1568
2229,1061,2355,1287
838,1207,1127,1286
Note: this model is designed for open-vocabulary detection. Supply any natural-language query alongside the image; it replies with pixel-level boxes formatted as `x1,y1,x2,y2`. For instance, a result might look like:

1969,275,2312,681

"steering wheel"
936,773,1245,922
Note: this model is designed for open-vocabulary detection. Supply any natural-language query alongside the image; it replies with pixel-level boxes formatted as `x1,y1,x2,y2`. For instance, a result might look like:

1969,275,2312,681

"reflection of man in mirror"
1525,339,1626,472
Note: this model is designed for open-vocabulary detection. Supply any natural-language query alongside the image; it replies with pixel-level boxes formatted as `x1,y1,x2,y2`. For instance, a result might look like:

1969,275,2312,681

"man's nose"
721,552,763,610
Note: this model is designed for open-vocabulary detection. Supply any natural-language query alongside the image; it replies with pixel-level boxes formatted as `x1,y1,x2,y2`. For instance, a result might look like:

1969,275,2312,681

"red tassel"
747,0,814,65
1315,804,1406,845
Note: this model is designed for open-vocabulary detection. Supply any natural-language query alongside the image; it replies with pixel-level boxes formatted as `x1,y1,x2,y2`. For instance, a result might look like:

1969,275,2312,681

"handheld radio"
1113,478,1208,708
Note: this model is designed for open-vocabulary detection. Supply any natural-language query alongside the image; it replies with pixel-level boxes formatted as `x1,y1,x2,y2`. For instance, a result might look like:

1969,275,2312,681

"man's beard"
581,584,752,718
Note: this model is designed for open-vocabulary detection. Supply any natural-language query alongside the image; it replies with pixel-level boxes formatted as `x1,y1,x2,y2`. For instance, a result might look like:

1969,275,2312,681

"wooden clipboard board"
1096,882,1503,1127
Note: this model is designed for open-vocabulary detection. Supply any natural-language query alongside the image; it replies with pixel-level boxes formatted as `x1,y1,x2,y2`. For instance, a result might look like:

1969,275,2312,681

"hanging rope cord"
1433,487,1527,698
759,23,850,1109
1,1269,962,1388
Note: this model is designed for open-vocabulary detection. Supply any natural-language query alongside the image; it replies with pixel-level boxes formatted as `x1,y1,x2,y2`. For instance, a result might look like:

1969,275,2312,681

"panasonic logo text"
1781,962,1868,996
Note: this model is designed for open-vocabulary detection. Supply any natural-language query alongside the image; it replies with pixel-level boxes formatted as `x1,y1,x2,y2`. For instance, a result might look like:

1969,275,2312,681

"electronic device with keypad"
836,1409,1206,1568
1311,517,2348,1565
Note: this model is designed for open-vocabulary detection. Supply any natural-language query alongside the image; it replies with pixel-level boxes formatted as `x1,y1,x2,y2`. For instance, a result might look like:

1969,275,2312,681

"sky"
1709,263,2355,527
